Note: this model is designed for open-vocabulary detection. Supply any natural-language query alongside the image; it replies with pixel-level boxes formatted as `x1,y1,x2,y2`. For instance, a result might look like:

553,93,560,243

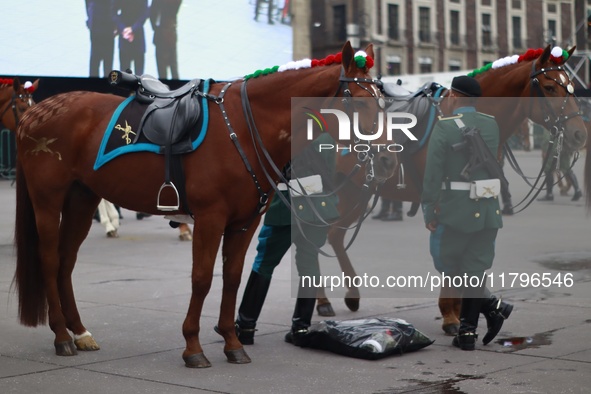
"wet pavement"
1,150,590,393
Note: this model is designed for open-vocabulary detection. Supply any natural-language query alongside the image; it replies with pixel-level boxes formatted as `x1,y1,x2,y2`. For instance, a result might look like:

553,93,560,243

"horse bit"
336,69,387,183
529,62,582,164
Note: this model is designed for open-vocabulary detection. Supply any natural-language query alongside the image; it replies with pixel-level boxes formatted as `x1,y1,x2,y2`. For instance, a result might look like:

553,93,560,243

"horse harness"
503,63,583,213
215,67,386,242
529,62,582,164
0,89,34,129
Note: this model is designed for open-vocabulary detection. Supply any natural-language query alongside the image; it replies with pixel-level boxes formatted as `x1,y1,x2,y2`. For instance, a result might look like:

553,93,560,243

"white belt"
277,183,288,191
441,181,471,191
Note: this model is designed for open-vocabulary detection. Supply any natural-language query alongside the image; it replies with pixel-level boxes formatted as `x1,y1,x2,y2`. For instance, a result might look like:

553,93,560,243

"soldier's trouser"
430,224,498,287
251,223,328,281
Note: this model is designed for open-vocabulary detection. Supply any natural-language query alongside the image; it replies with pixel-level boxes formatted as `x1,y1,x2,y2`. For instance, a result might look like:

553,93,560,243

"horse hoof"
183,353,212,368
344,297,360,312
316,302,336,317
74,335,100,351
55,340,78,356
225,348,252,364
442,323,460,336
179,231,192,241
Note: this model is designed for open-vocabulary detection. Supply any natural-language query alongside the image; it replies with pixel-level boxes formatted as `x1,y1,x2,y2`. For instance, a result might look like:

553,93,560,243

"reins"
214,64,386,256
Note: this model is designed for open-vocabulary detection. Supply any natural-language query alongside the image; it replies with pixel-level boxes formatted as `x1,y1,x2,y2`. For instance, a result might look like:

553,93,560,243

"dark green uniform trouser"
430,224,498,297
252,222,328,297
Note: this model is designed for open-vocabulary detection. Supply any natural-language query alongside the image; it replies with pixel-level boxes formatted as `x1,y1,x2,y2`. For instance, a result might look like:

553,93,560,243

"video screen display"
2,0,293,81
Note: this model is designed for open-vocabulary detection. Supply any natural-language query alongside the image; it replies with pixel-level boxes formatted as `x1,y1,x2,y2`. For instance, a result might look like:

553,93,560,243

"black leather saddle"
109,70,201,149
108,70,204,212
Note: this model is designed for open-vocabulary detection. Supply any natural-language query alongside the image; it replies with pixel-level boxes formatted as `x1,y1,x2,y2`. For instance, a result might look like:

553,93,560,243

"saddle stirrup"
157,181,180,211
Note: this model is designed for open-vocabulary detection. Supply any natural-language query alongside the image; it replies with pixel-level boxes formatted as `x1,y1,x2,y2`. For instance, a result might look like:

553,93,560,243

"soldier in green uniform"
233,132,339,346
421,76,513,351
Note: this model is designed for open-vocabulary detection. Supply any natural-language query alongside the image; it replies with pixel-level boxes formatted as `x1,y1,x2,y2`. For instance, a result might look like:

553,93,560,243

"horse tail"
13,159,47,326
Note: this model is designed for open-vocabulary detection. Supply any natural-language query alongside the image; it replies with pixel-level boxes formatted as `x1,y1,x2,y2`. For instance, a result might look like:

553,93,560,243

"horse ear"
364,43,375,60
537,45,552,66
33,79,40,90
13,77,21,91
566,46,576,61
341,41,354,69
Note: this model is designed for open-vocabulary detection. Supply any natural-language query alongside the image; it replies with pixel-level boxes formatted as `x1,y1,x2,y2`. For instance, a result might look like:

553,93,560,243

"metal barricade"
0,128,16,180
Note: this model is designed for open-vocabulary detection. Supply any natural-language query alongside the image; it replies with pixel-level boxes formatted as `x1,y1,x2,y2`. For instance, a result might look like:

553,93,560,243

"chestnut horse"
321,45,588,333
0,77,38,131
12,42,396,367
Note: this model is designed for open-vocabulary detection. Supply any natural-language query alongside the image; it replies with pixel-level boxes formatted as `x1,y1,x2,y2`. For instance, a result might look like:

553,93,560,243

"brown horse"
322,45,588,333
0,77,38,131
12,42,396,367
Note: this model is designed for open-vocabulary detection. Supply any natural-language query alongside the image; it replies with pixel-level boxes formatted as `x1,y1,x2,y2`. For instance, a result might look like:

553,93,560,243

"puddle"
534,252,591,271
495,332,553,351
375,374,484,394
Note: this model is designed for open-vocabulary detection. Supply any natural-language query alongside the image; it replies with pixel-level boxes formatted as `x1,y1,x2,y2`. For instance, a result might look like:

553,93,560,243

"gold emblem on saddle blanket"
115,120,136,144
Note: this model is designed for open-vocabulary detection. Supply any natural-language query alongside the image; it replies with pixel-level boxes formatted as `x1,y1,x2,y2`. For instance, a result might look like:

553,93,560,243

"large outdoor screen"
2,0,293,81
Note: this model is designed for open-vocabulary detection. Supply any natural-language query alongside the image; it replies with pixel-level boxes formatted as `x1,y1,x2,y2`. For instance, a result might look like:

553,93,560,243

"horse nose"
379,153,397,174
574,129,587,148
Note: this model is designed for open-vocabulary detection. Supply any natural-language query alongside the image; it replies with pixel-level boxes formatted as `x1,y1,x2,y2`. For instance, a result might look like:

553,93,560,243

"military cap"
451,76,482,97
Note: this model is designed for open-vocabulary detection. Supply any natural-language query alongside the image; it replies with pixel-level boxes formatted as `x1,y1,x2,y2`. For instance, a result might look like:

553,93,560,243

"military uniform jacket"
421,107,503,233
264,133,340,226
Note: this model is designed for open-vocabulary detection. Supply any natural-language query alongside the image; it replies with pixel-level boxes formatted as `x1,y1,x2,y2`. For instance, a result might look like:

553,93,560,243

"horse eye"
544,85,555,93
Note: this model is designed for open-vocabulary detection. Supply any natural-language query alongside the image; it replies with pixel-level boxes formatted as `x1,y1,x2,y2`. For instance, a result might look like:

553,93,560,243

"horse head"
331,42,397,183
0,77,39,130
529,46,587,151
476,46,586,152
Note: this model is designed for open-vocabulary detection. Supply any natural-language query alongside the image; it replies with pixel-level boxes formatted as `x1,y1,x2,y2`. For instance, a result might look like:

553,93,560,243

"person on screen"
150,0,182,80
86,0,117,77
254,0,274,24
114,0,149,75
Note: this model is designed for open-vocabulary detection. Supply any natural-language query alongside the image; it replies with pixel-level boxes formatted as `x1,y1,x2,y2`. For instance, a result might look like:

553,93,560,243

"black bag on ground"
299,317,434,360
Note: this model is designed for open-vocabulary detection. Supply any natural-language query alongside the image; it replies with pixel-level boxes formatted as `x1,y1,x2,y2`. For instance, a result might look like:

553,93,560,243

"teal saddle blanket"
93,80,210,170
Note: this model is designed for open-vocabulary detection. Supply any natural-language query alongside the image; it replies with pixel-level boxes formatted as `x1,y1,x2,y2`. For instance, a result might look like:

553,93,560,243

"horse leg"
182,219,224,368
315,287,335,317
216,224,260,364
327,211,363,312
32,194,79,355
178,223,193,241
438,284,461,336
58,185,101,351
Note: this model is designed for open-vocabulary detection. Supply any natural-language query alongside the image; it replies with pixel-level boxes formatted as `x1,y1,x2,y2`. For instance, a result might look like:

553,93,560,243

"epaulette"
437,114,463,121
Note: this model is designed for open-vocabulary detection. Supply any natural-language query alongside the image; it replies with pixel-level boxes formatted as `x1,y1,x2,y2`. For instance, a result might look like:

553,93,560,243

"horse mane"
243,51,374,80
467,47,570,78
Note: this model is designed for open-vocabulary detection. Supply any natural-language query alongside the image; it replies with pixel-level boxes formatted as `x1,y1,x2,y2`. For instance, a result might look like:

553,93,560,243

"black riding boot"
452,297,483,351
235,271,272,345
480,293,513,345
285,285,316,347
537,172,554,201
565,169,582,201
372,198,392,219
